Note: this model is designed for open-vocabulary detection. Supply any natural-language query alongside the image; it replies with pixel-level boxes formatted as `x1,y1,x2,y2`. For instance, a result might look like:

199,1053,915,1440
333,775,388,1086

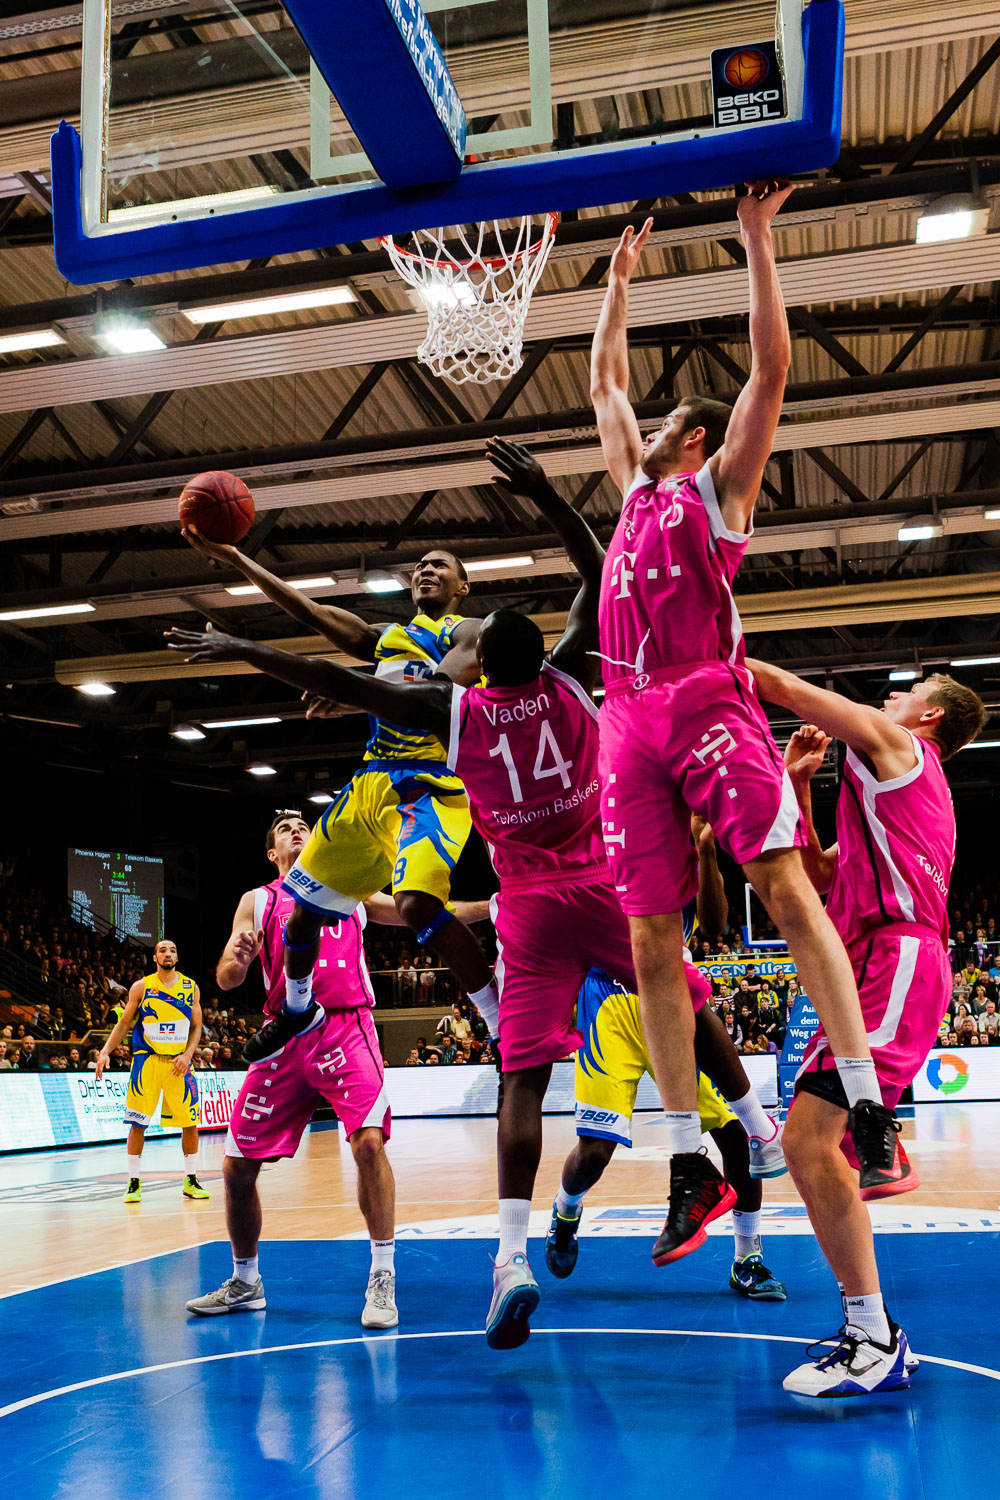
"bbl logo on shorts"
710,41,787,128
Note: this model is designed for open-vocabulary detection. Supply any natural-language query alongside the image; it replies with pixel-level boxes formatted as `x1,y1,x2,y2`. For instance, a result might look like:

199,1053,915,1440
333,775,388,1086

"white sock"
285,972,314,1013
844,1291,891,1346
663,1110,703,1155
496,1198,531,1264
556,1186,585,1218
371,1238,395,1273
127,1154,142,1179
834,1056,883,1108
183,1154,199,1177
838,1280,847,1319
732,1209,762,1259
469,979,500,1036
233,1254,258,1285
727,1088,777,1142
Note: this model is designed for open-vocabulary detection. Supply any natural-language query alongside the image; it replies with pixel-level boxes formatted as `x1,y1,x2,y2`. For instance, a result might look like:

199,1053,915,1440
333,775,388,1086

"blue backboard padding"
285,0,465,190
51,1,843,285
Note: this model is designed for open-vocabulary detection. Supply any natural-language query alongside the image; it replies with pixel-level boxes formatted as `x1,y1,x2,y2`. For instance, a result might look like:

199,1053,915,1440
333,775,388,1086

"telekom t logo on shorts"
242,1092,275,1121
692,724,739,801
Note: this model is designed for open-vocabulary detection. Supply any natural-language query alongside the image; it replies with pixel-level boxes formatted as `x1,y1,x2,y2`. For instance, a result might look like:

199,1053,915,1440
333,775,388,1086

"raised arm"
590,220,651,496
783,726,839,896
216,889,262,992
181,525,383,661
364,892,493,926
164,623,452,741
747,657,917,778
486,437,605,688
710,181,794,533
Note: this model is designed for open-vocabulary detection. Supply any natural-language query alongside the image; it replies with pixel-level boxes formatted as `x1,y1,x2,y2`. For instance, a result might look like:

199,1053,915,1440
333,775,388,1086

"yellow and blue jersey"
365,613,467,765
132,970,196,1058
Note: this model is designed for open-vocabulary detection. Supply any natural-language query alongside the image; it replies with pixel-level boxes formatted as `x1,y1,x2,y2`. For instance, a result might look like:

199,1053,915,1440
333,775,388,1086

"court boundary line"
3,1328,999,1421
0,1243,217,1300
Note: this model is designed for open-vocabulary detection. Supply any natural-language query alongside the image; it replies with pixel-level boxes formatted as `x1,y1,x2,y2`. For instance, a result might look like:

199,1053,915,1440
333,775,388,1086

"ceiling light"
108,186,279,223
225,576,335,597
915,193,990,245
363,570,406,594
171,724,206,741
184,287,354,324
309,792,333,805
98,319,166,355
248,762,277,776
962,740,1000,750
897,516,943,541
984,506,1000,521
0,601,95,622
76,681,116,697
0,328,65,355
417,280,477,311
201,715,282,729
888,669,919,682
464,554,535,573
950,655,1000,668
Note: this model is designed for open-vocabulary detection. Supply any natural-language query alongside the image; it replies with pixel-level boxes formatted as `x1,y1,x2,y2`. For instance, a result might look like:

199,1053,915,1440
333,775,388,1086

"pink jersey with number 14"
446,662,607,890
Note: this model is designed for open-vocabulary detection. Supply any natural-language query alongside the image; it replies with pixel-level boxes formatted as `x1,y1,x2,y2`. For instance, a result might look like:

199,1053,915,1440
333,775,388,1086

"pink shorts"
491,871,707,1073
599,662,805,914
794,925,951,1113
226,1006,390,1160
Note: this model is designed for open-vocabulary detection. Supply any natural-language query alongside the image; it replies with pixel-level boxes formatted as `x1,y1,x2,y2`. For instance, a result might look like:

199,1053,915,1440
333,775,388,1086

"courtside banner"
0,1070,245,1152
912,1047,1000,1103
696,958,796,979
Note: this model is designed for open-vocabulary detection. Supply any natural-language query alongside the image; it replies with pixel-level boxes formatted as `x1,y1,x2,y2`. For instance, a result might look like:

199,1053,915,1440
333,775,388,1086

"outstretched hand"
609,217,653,284
181,524,243,566
784,724,831,780
301,691,357,721
737,179,794,237
164,621,250,663
486,437,552,505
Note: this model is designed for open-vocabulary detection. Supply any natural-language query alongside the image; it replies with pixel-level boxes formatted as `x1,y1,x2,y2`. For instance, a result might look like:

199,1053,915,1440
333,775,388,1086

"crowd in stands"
403,1002,496,1066
943,885,1000,1047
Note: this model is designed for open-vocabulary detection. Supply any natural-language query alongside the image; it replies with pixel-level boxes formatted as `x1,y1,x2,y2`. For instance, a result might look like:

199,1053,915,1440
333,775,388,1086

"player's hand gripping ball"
178,471,255,544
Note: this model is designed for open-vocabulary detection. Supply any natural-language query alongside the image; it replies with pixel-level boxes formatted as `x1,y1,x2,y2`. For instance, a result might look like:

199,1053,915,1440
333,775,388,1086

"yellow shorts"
574,980,735,1146
285,762,472,917
124,1051,201,1129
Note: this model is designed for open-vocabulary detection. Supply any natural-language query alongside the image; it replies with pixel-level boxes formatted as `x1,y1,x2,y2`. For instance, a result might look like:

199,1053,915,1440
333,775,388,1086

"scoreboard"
67,848,164,944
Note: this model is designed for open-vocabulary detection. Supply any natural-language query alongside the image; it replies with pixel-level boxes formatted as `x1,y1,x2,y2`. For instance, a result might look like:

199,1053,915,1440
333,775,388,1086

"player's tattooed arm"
782,726,838,895
590,219,651,496
217,889,263,991
164,624,452,740
747,656,917,777
180,525,383,661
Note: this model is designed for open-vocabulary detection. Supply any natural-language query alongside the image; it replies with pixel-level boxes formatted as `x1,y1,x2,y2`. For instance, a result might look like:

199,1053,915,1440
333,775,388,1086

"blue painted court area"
1,1233,998,1500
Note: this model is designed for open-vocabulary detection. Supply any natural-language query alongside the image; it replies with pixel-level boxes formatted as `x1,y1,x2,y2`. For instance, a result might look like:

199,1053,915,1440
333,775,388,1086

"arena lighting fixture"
248,762,278,776
897,515,943,541
97,318,166,354
950,654,1000,668
75,681,115,696
107,186,279,223
416,280,477,311
888,669,919,682
984,506,1000,521
171,724,206,741
914,193,990,245
0,601,94,622
363,570,406,594
226,576,335,597
309,792,334,804
963,740,1000,750
464,554,535,573
0,327,65,355
201,715,282,728
184,287,355,324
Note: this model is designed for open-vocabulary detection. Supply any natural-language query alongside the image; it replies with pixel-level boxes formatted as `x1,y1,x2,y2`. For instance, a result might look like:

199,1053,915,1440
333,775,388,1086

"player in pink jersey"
748,661,986,1396
589,179,892,1212
185,809,488,1329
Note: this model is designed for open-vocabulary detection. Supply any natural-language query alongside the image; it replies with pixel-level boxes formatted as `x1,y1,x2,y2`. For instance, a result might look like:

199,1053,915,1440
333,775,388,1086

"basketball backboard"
51,0,844,284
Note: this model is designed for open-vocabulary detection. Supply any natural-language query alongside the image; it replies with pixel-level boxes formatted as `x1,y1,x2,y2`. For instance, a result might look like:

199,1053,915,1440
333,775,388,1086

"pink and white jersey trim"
597,462,751,687
254,878,375,1016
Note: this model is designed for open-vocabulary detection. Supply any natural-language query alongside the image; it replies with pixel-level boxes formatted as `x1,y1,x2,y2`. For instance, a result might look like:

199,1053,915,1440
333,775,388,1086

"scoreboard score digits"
68,848,165,944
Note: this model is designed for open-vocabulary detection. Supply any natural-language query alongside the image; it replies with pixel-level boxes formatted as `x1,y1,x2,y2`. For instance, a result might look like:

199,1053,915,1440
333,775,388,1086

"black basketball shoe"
243,1002,324,1063
847,1099,902,1192
652,1150,736,1266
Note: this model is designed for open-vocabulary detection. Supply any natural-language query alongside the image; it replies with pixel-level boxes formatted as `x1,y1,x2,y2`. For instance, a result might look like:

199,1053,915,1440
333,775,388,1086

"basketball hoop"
380,214,558,385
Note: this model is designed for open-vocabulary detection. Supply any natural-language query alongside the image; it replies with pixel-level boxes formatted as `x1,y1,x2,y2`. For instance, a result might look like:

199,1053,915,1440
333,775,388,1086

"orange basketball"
723,48,769,88
178,470,255,544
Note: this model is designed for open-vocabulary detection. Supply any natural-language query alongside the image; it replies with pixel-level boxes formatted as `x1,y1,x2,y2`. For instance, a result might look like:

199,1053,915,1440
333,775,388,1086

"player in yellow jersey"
181,530,500,1062
96,938,209,1202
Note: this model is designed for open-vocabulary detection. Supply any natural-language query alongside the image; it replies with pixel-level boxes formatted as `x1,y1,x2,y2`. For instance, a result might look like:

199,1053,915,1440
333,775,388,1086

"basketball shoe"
729,1252,787,1301
545,1199,582,1279
860,1138,918,1201
847,1099,903,1192
748,1117,788,1179
123,1178,141,1203
183,1174,210,1199
186,1275,266,1316
243,1001,324,1062
361,1269,398,1329
652,1150,736,1265
783,1319,911,1397
486,1253,540,1350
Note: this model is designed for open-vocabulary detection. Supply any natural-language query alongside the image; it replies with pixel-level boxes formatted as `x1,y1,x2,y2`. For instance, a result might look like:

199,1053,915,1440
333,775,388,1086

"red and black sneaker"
652,1150,736,1266
860,1138,919,1201
847,1099,903,1193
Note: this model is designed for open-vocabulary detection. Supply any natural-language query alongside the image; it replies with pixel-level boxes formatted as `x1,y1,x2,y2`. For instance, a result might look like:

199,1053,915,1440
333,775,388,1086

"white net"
380,214,557,385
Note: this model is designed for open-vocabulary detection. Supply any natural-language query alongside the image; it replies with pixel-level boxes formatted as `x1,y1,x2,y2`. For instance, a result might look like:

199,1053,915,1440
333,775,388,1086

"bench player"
589,180,893,1223
748,662,985,1396
96,938,209,1202
181,527,499,1062
186,809,490,1327
166,440,781,1343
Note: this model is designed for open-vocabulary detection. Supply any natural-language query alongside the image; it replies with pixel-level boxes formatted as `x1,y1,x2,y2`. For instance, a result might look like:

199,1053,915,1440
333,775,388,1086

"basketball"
178,470,255,544
723,48,769,88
